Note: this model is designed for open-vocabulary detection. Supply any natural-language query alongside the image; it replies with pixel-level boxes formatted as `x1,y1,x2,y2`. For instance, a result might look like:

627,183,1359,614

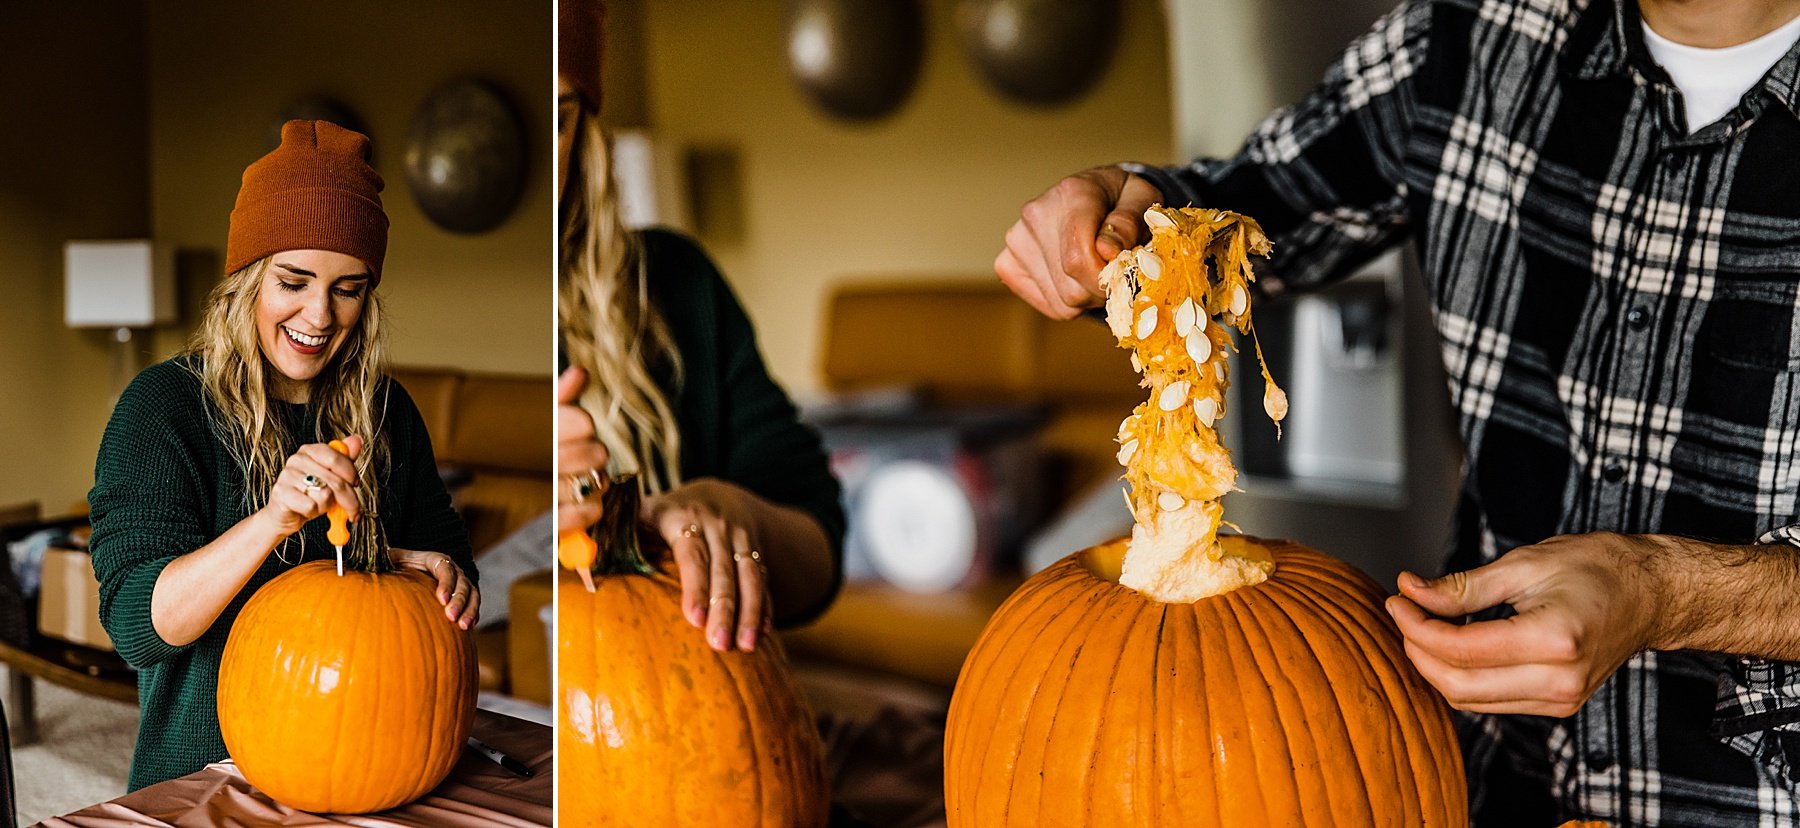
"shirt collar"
1568,0,1800,121
1566,0,1633,81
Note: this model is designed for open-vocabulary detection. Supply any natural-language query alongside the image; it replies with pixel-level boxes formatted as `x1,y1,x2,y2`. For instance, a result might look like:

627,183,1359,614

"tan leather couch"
783,280,1140,687
390,366,551,702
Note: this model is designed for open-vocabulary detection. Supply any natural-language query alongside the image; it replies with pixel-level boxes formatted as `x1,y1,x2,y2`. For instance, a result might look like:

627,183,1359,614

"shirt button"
1603,462,1626,483
1665,151,1687,171
1626,307,1650,330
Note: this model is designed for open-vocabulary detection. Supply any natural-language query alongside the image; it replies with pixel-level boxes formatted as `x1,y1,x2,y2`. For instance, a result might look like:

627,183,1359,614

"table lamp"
65,240,175,394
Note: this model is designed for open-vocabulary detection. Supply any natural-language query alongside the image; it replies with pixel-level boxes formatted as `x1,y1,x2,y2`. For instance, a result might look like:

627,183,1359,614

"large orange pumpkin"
945,536,1466,826
557,481,830,827
218,560,477,813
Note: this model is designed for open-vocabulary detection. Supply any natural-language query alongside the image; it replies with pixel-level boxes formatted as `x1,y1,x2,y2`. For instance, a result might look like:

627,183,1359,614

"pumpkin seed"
1135,305,1158,338
1264,385,1289,421
1193,396,1219,424
1158,380,1190,411
1185,328,1211,363
1136,249,1163,281
1174,298,1197,337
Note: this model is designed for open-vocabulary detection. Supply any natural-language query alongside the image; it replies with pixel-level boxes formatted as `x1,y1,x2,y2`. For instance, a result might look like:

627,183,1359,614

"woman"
555,0,843,652
88,120,479,791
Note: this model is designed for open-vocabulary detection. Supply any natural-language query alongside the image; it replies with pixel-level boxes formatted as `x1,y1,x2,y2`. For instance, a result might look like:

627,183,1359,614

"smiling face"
255,249,372,402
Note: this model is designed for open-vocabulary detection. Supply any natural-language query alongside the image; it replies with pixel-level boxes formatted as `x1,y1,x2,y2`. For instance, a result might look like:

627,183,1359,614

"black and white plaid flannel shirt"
1128,0,1800,823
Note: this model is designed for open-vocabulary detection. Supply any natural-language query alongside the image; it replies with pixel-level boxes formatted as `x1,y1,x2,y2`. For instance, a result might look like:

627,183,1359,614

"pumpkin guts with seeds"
1100,204,1287,601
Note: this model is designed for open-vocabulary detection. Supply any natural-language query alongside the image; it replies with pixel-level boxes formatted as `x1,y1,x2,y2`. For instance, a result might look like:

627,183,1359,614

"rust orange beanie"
226,119,388,283
559,0,605,109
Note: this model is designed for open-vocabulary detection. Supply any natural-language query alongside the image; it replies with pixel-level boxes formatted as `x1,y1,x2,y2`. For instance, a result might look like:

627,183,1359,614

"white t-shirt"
1642,14,1800,134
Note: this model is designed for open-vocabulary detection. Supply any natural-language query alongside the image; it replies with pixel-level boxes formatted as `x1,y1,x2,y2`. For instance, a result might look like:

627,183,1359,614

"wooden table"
34,709,550,827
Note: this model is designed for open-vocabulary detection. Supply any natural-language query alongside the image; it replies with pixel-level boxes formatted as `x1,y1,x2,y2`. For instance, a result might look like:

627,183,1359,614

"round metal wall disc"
405,80,527,235
957,0,1121,106
787,0,926,121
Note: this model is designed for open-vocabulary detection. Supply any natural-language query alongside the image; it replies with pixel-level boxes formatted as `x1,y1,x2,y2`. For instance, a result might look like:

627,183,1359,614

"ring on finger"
566,468,605,503
681,523,703,539
300,474,323,493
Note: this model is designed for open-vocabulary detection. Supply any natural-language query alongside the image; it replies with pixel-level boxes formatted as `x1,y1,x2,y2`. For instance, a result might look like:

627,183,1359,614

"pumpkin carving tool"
327,438,352,576
557,473,640,593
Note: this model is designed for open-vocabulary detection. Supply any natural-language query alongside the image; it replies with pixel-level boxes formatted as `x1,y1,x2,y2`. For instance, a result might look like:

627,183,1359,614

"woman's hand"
390,548,480,630
557,366,611,534
260,435,365,536
643,478,770,653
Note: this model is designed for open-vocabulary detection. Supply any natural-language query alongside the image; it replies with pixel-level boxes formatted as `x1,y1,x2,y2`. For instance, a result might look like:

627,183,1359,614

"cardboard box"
37,546,114,652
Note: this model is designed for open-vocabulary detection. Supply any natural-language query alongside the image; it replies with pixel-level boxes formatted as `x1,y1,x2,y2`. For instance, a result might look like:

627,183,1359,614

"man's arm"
1385,531,1800,717
996,0,1436,319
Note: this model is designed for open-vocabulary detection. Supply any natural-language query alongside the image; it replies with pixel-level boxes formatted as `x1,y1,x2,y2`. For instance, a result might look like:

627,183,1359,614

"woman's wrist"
245,505,299,554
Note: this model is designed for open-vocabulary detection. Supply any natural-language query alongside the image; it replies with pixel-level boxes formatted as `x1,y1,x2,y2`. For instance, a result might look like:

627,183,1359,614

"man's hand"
1385,532,1670,717
995,166,1163,320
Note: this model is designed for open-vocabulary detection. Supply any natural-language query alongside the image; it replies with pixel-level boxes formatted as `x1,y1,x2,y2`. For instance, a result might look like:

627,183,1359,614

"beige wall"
146,0,552,375
0,3,152,513
635,0,1173,395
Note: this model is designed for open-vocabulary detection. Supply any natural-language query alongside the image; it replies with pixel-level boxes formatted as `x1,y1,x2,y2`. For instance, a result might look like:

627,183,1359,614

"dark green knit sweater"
604,229,847,624
87,356,474,792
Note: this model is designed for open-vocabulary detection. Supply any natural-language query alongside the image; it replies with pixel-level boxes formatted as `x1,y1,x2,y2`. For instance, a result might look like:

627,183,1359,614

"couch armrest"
506,569,554,705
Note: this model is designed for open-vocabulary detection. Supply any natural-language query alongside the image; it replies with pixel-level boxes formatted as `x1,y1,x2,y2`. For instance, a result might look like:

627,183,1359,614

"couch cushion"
460,475,553,557
506,571,554,705
822,281,1139,407
474,624,508,693
449,373,552,475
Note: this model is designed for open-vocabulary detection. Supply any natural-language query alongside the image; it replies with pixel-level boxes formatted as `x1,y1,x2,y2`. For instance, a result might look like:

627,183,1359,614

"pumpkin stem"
345,511,395,574
593,475,655,577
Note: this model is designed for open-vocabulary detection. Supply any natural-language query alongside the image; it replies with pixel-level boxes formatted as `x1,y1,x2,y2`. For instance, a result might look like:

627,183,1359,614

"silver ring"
566,469,605,503
681,524,703,539
301,474,323,492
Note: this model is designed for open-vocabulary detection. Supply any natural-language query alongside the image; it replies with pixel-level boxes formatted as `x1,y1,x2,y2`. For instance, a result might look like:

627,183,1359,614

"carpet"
3,668,136,827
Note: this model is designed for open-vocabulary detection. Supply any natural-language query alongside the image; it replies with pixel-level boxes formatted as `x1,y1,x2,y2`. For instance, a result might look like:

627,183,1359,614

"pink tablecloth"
35,709,551,827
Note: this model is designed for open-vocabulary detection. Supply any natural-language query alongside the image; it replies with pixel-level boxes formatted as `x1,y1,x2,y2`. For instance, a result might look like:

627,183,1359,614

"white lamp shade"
65,240,176,328
611,130,689,232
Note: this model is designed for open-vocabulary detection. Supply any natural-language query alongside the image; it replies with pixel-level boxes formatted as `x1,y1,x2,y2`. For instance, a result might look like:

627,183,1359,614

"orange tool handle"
557,529,597,572
326,439,351,546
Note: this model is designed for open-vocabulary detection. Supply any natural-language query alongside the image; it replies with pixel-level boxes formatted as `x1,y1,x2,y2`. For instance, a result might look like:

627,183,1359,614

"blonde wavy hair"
560,109,684,495
185,257,392,565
